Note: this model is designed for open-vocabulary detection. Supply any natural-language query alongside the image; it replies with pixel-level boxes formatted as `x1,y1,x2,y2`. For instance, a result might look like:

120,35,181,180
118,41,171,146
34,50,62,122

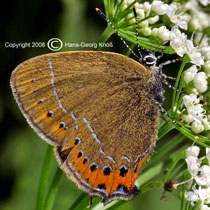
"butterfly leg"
160,115,170,123
161,73,176,81
88,196,93,208
158,57,182,75
156,49,164,61
161,78,184,93
153,100,177,124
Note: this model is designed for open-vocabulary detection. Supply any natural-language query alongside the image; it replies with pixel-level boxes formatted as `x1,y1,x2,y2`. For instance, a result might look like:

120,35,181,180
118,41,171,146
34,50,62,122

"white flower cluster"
182,94,210,133
184,65,209,94
185,146,210,209
181,37,210,134
185,0,210,30
119,0,189,41
170,27,204,66
117,1,210,208
120,0,210,67
119,1,210,135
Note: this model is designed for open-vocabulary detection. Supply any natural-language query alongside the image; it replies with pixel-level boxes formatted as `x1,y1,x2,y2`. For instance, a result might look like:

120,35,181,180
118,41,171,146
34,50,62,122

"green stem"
68,193,89,210
105,0,110,17
163,151,185,183
176,126,209,147
148,133,186,169
140,181,162,194
44,167,63,210
137,161,164,186
36,145,53,210
171,55,190,115
180,184,186,210
96,25,115,50
157,121,175,140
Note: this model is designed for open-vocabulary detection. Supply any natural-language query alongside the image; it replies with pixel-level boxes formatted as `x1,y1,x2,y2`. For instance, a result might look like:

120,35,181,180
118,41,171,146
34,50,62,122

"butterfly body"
11,51,162,204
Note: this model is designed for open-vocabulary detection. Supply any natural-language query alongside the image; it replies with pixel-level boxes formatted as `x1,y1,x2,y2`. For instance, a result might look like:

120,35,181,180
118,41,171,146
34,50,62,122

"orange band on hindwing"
121,169,132,190
131,153,150,188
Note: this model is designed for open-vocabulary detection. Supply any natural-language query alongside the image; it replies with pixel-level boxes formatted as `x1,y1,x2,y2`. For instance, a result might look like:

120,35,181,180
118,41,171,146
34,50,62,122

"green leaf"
44,167,63,210
36,145,53,210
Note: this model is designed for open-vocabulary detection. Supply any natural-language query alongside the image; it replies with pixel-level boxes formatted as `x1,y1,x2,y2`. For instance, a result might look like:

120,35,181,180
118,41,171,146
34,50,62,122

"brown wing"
10,51,159,203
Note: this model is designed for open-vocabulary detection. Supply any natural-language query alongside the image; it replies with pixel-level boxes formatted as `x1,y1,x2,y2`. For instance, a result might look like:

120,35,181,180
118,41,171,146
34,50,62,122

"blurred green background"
1,0,180,209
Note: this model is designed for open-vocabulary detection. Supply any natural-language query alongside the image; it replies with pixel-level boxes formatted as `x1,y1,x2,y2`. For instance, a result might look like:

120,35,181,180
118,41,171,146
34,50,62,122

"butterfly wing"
11,51,159,203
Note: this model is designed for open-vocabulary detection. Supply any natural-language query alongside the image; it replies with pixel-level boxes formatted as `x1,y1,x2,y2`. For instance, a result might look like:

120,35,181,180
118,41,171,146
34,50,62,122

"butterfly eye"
143,55,156,66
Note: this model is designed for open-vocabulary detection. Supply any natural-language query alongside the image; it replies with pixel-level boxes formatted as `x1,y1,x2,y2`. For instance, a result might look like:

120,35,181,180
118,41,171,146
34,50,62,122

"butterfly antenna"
96,8,139,59
132,4,143,60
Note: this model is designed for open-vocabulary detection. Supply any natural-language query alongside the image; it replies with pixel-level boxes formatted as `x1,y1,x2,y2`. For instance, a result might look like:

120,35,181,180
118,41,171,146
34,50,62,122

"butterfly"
10,6,174,205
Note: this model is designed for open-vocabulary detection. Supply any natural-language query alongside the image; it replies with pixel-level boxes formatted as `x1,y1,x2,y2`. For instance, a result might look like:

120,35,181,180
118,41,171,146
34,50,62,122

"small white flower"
134,2,141,9
191,121,205,133
186,190,199,206
136,8,145,20
185,40,204,66
151,27,170,42
186,155,200,176
187,186,210,206
192,104,205,115
201,205,210,210
170,27,187,57
200,46,210,61
170,28,204,66
127,13,134,19
151,28,158,37
197,186,210,204
200,165,210,176
186,146,200,158
148,15,159,24
183,114,194,123
188,87,199,95
151,0,169,15
202,119,210,131
142,27,151,36
167,2,178,17
184,0,198,12
192,11,210,30
194,72,208,93
167,3,189,30
187,104,205,124
184,65,198,84
157,26,170,41
183,94,199,108
139,20,148,28
195,165,210,186
199,0,210,6
142,2,151,14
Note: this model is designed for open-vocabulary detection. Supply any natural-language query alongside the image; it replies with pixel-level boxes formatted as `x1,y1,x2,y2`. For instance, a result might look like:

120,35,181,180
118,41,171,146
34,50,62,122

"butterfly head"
139,49,157,67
